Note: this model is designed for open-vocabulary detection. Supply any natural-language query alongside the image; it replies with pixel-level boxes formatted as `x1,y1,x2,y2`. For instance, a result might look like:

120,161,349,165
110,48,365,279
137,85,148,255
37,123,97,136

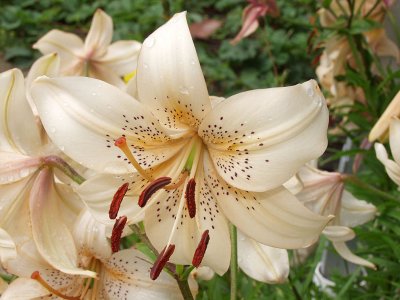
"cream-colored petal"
0,277,7,294
237,230,289,284
389,118,400,164
0,278,50,300
73,209,112,262
0,228,16,265
29,168,95,277
31,76,187,173
99,40,142,76
340,190,376,227
0,69,41,155
199,80,328,192
88,62,126,89
84,9,113,58
0,152,41,184
332,241,376,269
137,12,211,133
33,29,83,75
375,143,400,186
204,154,332,249
102,249,198,299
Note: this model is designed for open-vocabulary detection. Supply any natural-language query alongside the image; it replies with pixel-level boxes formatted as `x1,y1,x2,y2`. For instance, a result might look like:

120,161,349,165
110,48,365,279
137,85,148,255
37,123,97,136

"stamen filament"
111,216,127,253
164,171,188,190
139,177,172,207
109,183,129,219
114,137,152,181
150,244,175,280
31,271,80,300
192,230,210,267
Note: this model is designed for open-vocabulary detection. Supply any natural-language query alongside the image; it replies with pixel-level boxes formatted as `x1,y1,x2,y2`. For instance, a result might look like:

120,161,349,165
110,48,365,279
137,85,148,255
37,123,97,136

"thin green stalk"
43,155,85,184
230,224,238,300
180,266,195,281
288,276,302,300
177,278,194,300
343,175,400,203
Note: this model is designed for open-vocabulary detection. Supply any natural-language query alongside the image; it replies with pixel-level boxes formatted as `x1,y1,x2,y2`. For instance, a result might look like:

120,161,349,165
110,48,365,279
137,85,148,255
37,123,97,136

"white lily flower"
31,12,331,275
237,230,289,284
290,164,377,269
0,60,91,277
33,9,141,88
375,118,400,186
2,209,197,299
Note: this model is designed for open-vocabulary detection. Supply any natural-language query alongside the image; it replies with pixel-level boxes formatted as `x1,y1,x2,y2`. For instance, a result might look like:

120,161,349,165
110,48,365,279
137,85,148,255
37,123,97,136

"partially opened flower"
375,118,400,186
33,9,141,88
0,59,91,277
290,164,377,268
238,230,289,284
31,12,331,276
1,209,196,299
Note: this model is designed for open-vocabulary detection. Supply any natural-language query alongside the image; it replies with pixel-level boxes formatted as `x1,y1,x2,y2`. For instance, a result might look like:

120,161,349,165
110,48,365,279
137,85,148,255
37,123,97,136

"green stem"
177,278,194,300
129,224,160,257
230,224,238,300
180,266,195,280
43,155,85,184
343,175,400,203
288,276,302,300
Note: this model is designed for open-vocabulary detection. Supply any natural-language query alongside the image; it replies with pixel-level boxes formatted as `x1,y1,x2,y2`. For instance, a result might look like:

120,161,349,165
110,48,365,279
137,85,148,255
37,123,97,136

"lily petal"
0,228,16,264
102,249,198,299
389,118,400,164
340,190,376,227
0,278,50,300
237,230,289,284
204,153,332,249
0,69,41,155
137,12,211,133
99,40,142,76
33,30,83,75
375,143,400,186
84,9,113,58
29,168,95,277
199,80,328,192
31,76,187,173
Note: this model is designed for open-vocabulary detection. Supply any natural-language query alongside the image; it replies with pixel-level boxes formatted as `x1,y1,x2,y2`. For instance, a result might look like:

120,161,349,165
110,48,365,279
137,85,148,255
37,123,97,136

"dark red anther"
111,216,127,253
185,178,196,218
109,183,129,219
150,244,175,280
192,230,210,267
114,136,127,147
138,177,171,207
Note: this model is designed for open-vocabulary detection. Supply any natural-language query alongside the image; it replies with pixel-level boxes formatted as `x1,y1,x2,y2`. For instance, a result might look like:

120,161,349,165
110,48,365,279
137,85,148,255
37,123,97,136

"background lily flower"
33,9,141,88
0,63,91,278
237,230,289,284
375,118,400,186
31,11,331,275
290,164,377,268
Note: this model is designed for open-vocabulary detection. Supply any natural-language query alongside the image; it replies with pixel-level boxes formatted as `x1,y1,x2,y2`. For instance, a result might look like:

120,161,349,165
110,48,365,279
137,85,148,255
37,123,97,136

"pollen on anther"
139,177,171,207
111,216,127,253
192,230,210,267
185,178,196,218
109,183,129,219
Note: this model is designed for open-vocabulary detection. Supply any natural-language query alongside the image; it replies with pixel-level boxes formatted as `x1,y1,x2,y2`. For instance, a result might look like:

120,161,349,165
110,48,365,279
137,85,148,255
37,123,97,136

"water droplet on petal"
179,86,189,95
307,87,314,97
92,92,97,96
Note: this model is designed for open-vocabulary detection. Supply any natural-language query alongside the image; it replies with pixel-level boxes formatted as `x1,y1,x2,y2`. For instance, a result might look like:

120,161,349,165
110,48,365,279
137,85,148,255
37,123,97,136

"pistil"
114,137,152,181
31,271,80,300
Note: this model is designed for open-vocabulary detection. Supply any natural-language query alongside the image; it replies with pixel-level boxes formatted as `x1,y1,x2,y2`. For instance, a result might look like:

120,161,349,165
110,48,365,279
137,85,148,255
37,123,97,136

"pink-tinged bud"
192,230,210,267
138,177,171,207
111,216,127,253
150,244,175,280
109,183,129,219
185,178,196,218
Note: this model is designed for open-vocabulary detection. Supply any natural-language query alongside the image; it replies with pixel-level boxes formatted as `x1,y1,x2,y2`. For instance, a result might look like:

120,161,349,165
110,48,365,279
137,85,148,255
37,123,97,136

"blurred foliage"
2,0,400,299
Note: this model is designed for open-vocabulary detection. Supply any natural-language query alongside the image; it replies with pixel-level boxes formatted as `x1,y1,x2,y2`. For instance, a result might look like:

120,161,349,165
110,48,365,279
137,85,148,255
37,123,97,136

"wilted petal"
0,278,50,299
230,5,263,45
199,80,328,192
375,143,400,186
340,190,376,227
29,168,95,277
100,40,142,76
84,9,113,58
204,154,332,249
137,12,211,133
238,230,289,284
0,69,41,155
33,30,83,75
102,249,198,299
31,76,187,173
189,19,222,39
